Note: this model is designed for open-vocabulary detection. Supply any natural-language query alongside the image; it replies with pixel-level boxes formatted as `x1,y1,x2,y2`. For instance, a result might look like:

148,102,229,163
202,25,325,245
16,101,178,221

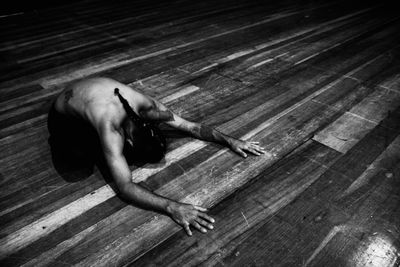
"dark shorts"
47,104,102,169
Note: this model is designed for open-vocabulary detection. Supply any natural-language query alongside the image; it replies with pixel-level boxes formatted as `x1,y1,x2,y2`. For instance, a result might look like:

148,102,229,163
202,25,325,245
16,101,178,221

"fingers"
243,142,266,156
192,221,207,233
198,212,215,223
250,142,265,150
255,144,266,151
196,218,214,230
235,147,247,158
194,207,215,229
254,146,266,153
183,222,192,236
232,140,267,157
241,146,261,156
194,205,208,212
247,147,262,156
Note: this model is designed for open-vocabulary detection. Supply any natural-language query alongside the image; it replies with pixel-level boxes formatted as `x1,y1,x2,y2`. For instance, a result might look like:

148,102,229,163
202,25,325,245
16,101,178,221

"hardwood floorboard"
132,140,343,266
134,106,400,267
0,0,173,44
0,74,341,265
0,41,396,260
12,4,266,63
1,4,393,138
251,120,399,266
52,73,372,266
0,43,369,226
0,1,298,82
0,0,340,91
1,1,382,199
130,54,400,267
1,0,399,266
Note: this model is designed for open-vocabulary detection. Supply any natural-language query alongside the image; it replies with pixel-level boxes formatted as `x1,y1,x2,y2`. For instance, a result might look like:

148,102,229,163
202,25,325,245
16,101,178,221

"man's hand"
167,202,215,236
229,140,266,158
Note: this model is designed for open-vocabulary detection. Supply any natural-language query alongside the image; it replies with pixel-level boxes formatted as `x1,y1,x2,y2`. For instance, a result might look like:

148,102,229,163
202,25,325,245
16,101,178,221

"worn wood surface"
0,0,399,266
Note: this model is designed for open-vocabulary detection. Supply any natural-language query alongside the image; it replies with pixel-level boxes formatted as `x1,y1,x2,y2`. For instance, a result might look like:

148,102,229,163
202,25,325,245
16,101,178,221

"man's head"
122,118,166,163
115,88,167,163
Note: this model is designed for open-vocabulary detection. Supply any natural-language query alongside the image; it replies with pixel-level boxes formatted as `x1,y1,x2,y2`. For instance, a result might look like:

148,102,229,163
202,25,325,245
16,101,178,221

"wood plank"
306,161,400,266
5,12,388,186
247,20,400,86
342,132,400,198
0,32,394,251
313,113,376,153
1,0,269,45
211,107,400,267
128,62,400,267
0,45,388,234
132,140,343,266
4,1,336,90
0,2,378,101
52,4,374,88
0,2,303,82
0,0,184,46
187,7,379,80
11,4,270,64
313,86,400,153
0,38,371,223
0,78,235,231
380,72,400,93
0,74,267,253
1,1,400,266
312,52,400,152
0,66,348,265
34,71,372,266
1,5,392,138
278,107,400,266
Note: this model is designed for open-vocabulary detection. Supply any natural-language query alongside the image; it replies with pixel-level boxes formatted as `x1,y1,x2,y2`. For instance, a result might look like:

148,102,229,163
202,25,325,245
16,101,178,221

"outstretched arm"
150,100,266,158
190,124,266,158
98,123,215,235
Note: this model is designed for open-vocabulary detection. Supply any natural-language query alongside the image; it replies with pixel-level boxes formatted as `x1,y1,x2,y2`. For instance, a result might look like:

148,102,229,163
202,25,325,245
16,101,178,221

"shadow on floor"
46,105,172,183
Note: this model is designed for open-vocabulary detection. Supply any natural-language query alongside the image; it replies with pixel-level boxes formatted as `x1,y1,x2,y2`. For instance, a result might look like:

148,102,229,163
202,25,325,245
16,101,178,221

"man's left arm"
147,100,266,158
181,121,265,158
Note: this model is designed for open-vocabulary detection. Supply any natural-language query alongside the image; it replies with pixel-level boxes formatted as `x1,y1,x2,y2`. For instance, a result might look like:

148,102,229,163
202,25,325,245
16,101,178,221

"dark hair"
115,88,166,162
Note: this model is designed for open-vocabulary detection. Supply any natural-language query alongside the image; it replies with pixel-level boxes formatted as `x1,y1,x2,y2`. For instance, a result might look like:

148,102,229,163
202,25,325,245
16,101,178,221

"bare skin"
54,77,266,236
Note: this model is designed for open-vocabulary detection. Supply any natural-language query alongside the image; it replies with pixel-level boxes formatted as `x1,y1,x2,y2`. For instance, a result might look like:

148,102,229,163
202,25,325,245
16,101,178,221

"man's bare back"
50,77,266,236
54,77,155,132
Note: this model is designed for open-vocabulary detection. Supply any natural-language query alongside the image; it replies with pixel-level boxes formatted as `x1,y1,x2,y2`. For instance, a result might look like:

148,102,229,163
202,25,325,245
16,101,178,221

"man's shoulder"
91,107,123,134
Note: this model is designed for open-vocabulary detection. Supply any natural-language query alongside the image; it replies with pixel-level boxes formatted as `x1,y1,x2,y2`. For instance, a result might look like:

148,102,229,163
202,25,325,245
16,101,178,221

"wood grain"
1,0,399,266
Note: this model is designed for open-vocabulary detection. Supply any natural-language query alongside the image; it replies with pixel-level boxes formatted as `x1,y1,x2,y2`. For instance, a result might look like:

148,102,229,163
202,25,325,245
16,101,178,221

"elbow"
115,181,133,200
115,180,150,200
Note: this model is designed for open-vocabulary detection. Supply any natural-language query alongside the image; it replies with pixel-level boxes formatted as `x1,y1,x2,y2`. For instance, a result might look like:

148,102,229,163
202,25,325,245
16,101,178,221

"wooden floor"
1,0,399,266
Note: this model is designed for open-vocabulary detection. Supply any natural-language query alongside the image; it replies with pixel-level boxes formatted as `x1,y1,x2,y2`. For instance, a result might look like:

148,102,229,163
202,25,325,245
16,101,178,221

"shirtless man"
49,77,265,236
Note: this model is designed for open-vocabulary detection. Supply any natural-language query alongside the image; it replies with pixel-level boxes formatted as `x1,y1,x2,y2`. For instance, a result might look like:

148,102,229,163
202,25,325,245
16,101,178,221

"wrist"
227,137,236,147
165,200,178,215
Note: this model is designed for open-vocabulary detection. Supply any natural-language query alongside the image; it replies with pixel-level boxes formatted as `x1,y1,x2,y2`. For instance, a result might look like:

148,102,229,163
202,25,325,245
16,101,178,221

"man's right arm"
98,123,215,235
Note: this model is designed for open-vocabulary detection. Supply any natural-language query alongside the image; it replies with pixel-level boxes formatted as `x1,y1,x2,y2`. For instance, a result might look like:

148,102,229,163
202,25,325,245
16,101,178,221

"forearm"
117,181,176,214
191,123,234,146
106,154,176,214
101,126,178,215
140,108,174,122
